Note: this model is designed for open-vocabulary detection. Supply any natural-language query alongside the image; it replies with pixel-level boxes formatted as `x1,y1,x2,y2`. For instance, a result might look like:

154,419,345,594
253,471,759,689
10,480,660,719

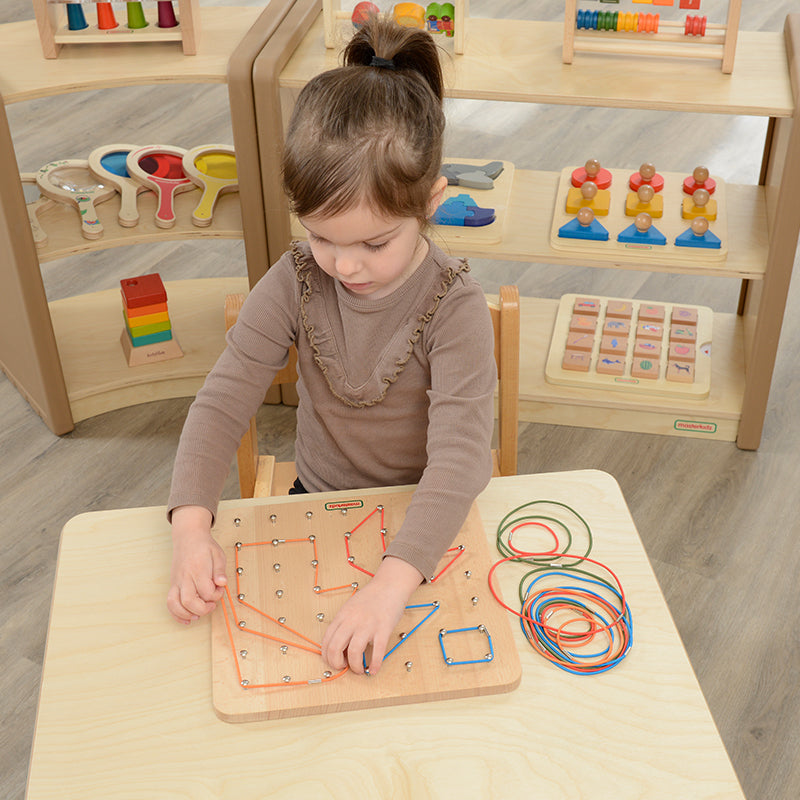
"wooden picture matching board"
211,488,522,723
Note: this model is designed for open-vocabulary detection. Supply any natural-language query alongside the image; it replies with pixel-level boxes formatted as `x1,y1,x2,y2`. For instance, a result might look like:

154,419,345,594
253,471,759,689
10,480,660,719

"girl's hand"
321,556,423,675
167,505,227,624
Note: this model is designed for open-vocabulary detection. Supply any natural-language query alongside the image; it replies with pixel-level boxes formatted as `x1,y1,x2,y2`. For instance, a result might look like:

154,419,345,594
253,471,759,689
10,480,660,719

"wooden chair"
224,285,520,498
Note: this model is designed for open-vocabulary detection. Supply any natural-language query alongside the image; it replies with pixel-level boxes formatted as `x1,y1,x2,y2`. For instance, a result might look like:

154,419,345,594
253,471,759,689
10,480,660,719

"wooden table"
26,471,744,799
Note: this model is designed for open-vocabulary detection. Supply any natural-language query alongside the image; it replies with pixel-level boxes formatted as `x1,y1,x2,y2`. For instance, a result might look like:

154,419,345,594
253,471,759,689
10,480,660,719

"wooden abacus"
31,0,200,59
562,0,741,73
322,0,467,54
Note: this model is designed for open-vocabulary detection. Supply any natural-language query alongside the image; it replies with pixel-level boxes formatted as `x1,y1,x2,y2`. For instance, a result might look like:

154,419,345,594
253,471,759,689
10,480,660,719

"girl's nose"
334,250,359,277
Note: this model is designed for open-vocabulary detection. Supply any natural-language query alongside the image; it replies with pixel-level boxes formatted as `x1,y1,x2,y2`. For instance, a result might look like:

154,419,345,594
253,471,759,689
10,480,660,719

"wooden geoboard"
211,489,521,723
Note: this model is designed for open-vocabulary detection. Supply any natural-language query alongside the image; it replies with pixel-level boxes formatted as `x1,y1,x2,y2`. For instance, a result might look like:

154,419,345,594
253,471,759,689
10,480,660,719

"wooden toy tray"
211,488,521,723
545,293,713,399
432,158,514,247
550,166,727,262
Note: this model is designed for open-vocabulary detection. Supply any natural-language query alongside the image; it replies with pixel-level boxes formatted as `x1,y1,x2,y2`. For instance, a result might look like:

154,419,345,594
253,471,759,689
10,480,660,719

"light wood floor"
2,2,799,798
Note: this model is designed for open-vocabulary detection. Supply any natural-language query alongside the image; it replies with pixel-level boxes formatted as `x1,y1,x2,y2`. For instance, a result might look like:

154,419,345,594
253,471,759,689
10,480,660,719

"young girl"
167,15,497,677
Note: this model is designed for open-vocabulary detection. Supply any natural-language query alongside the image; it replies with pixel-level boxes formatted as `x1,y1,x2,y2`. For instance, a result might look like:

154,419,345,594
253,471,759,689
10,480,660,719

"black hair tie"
369,55,396,70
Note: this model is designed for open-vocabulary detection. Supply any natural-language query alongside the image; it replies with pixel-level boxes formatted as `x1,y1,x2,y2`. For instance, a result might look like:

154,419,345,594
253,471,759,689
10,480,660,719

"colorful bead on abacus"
683,165,716,196
684,15,707,36
571,158,612,190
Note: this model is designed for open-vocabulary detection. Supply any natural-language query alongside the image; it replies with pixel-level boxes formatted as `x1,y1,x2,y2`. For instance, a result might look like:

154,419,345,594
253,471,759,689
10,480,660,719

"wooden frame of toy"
31,0,200,58
563,0,741,73
322,0,467,54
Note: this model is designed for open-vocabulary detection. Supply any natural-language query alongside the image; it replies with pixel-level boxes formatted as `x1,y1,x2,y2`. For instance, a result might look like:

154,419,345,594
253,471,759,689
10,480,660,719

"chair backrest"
488,285,520,477
224,284,520,495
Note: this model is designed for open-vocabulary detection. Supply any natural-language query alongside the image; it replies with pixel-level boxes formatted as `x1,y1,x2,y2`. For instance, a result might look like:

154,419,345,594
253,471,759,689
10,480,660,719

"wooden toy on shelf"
625,183,663,217
683,164,716,195
35,158,117,240
566,180,610,215
433,193,494,226
682,187,717,220
20,172,56,248
31,0,200,59
571,158,612,190
618,211,666,246
562,0,742,73
441,160,503,189
558,206,609,241
675,215,722,249
126,144,194,229
119,273,183,366
629,162,664,193
87,143,149,228
181,144,239,228
322,0,467,54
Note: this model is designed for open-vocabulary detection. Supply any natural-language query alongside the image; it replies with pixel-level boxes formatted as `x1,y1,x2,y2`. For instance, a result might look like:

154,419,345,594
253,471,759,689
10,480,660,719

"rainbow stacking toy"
120,273,183,366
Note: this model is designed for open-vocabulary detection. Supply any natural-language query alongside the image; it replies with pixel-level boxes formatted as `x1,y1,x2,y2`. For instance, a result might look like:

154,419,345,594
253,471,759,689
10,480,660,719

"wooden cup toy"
126,145,194,229
181,144,239,227
88,143,150,228
35,159,117,240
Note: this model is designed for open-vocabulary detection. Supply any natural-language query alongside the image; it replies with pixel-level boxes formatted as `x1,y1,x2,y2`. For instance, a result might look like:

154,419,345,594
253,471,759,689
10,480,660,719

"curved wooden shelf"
34,186,243,262
281,15,794,117
0,6,262,103
49,277,249,422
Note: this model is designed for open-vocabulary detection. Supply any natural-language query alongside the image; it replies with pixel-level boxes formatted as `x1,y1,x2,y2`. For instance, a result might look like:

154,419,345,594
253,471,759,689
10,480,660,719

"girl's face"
299,180,447,300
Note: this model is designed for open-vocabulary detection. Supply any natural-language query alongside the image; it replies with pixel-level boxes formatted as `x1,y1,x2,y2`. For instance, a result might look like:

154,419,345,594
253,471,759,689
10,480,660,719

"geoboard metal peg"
238,620,246,628
311,559,319,567
280,645,289,655
306,511,313,519
316,613,325,621
233,517,241,526
278,616,286,624
235,542,242,550
464,570,472,579
241,679,249,686
275,589,284,598
405,661,413,672
273,563,281,572
239,650,248,658
236,567,243,575
313,585,321,594
323,671,332,679
237,593,245,601
308,535,316,542
282,676,291,683
471,596,479,606
270,514,277,523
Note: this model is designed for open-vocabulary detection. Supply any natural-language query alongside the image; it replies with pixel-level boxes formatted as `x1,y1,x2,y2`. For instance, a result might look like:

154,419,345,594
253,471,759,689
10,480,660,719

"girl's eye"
308,233,327,244
365,241,388,252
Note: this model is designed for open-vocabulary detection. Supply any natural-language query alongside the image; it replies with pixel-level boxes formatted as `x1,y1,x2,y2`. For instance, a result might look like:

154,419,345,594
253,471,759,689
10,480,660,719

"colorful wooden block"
558,215,609,241
631,357,660,379
625,190,663,218
671,306,699,326
126,310,170,328
562,350,592,372
668,342,696,363
596,356,626,376
121,274,167,309
566,331,595,352
126,318,172,338
617,219,667,246
682,195,718,221
571,159,612,190
126,301,169,318
634,339,661,358
636,322,663,340
600,335,627,356
603,319,630,336
628,163,664,193
666,360,695,383
606,300,633,319
128,328,174,347
670,325,698,343
566,185,611,215
638,304,665,323
569,314,597,333
675,225,722,249
573,297,601,316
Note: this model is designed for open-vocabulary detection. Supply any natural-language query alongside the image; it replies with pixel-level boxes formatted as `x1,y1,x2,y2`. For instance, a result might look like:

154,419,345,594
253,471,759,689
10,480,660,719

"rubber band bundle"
488,500,633,675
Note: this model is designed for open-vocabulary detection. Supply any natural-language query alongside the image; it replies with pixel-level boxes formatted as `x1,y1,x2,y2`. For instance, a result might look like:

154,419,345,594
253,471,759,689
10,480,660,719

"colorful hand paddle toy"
88,143,149,228
181,144,239,227
126,145,194,229
35,159,116,240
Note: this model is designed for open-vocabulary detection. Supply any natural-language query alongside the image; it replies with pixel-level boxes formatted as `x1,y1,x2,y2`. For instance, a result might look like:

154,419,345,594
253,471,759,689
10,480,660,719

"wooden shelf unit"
0,5,281,434
244,4,800,450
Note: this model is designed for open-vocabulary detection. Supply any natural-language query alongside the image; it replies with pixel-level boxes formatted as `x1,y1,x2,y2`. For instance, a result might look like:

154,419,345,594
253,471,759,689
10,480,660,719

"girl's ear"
427,175,449,218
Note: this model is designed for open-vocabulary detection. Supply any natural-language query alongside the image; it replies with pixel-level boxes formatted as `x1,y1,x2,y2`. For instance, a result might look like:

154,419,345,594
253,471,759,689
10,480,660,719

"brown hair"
281,15,445,224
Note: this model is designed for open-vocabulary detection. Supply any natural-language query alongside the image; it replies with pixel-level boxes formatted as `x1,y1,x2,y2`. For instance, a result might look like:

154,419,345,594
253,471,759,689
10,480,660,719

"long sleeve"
167,255,299,521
